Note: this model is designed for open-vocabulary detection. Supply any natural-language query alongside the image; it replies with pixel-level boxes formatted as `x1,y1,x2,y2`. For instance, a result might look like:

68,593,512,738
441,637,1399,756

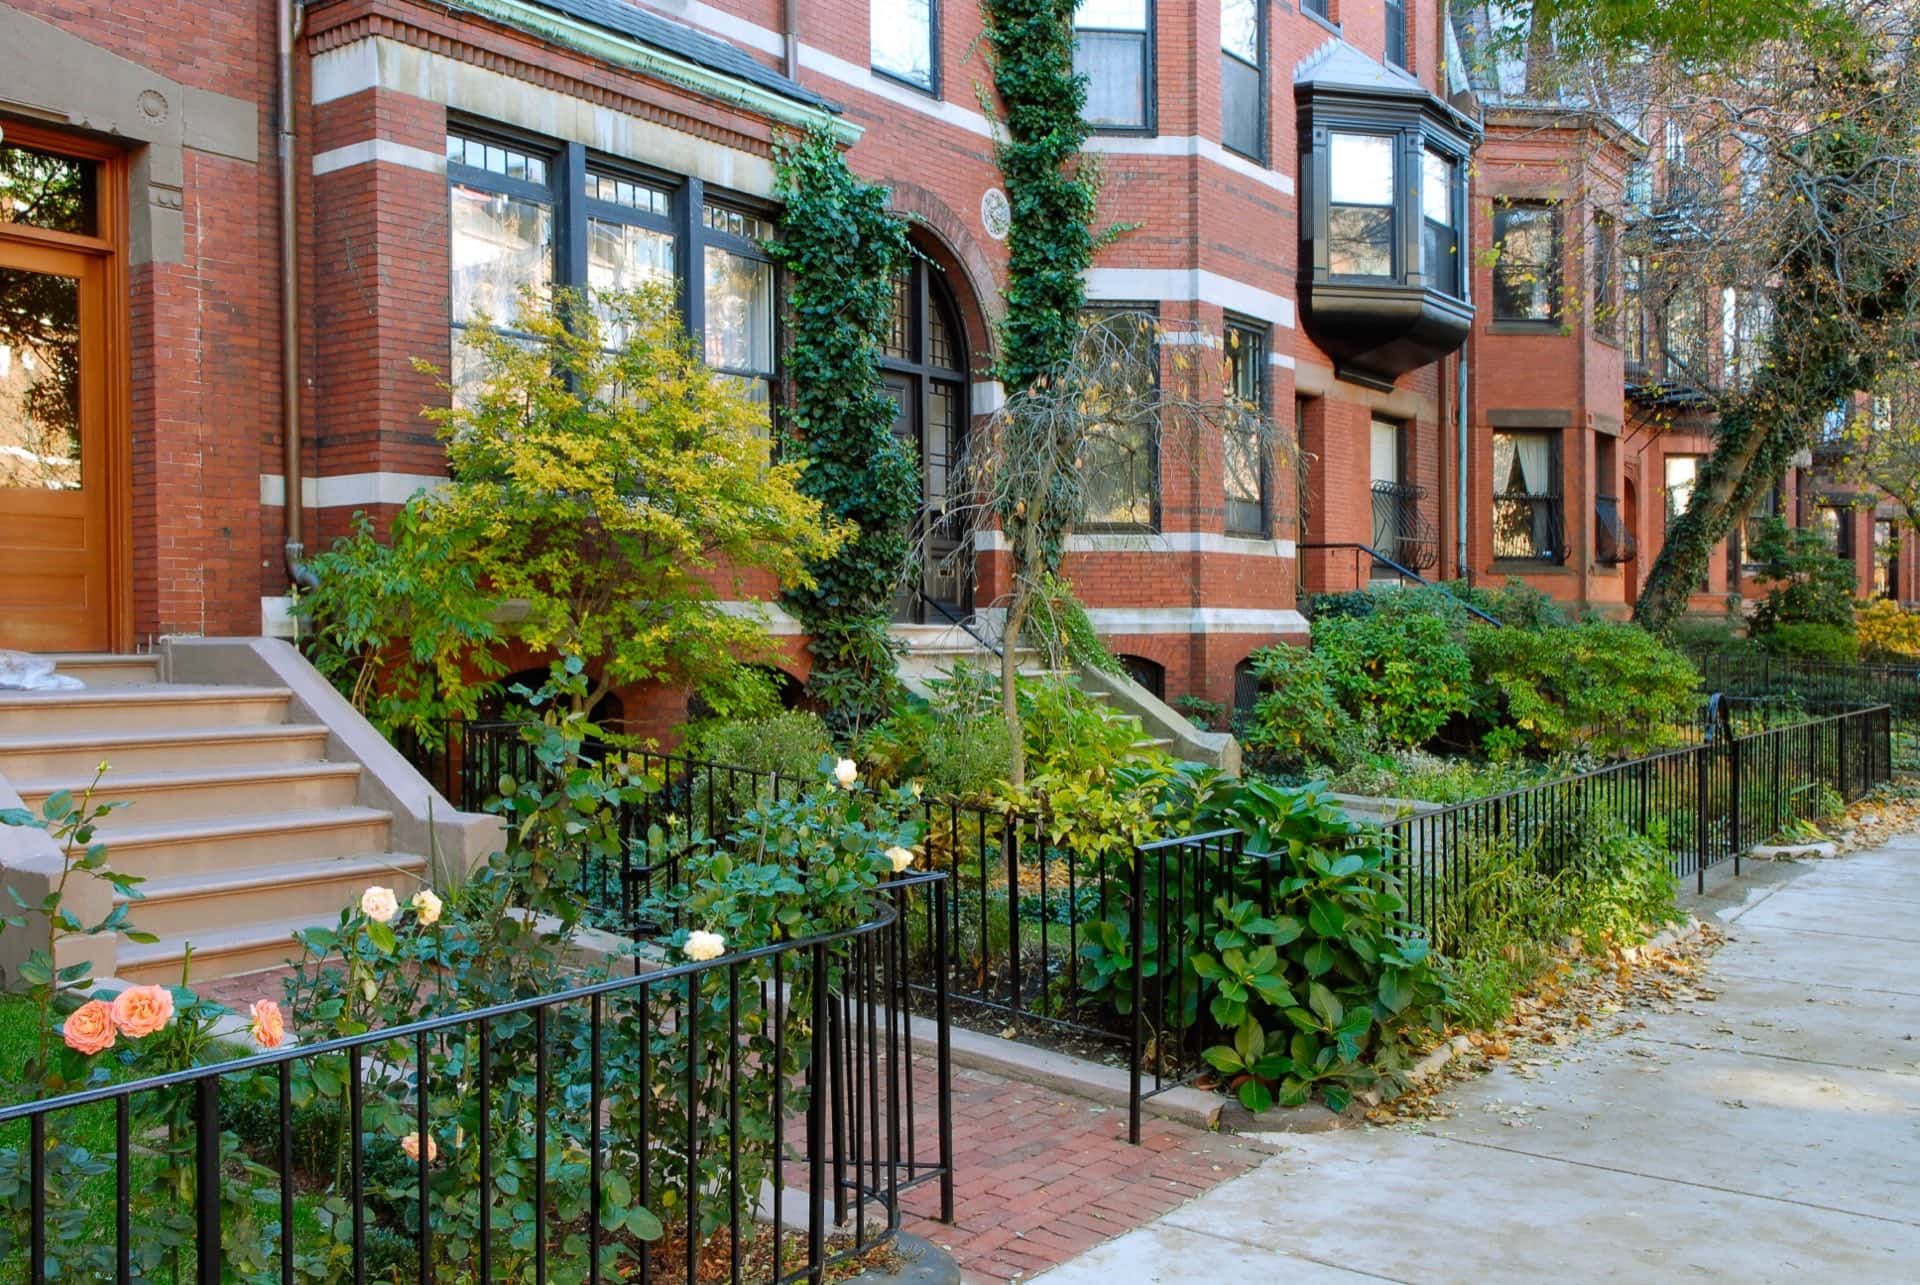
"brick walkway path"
900,1065,1272,1283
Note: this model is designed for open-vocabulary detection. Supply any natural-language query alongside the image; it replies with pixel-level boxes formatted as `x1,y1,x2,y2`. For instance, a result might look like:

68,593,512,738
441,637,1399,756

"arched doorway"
881,256,971,622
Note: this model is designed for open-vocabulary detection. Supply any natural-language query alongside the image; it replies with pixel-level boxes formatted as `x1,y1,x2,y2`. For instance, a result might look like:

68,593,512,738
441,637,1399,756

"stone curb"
905,1017,1222,1132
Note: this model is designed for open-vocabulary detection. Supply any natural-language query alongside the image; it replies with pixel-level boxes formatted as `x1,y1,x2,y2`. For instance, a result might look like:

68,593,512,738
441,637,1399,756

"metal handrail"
915,587,1004,659
1297,541,1503,626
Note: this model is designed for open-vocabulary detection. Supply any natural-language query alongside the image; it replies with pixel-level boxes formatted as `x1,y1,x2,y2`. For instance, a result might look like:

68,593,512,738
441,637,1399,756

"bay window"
1328,133,1395,277
1074,1,1153,131
446,126,778,419
1221,0,1263,161
872,0,937,92
1492,200,1559,323
1297,55,1475,387
1492,430,1563,562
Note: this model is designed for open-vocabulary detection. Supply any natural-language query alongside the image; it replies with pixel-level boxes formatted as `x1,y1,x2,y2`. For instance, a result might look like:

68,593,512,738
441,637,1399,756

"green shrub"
1435,811,1680,1028
679,709,835,830
1240,643,1360,770
1759,621,1860,664
1466,619,1699,758
1446,577,1568,630
1748,516,1859,637
1312,611,1473,747
1325,749,1569,804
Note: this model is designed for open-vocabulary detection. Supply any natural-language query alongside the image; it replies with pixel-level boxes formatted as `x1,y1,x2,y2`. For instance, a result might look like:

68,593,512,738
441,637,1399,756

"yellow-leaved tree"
415,284,846,714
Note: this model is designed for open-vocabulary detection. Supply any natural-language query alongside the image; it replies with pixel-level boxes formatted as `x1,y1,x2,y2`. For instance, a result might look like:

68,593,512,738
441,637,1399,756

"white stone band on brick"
260,472,450,508
312,139,446,176
1085,269,1297,330
976,531,1297,558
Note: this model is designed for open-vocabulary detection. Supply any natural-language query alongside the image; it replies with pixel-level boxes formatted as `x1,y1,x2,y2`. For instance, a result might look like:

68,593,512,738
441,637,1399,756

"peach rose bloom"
249,999,286,1049
62,999,117,1056
110,984,175,1038
360,885,399,924
401,1132,438,1163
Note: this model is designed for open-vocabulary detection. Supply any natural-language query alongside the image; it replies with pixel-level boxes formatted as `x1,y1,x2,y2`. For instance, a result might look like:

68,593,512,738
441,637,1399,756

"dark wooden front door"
882,261,970,623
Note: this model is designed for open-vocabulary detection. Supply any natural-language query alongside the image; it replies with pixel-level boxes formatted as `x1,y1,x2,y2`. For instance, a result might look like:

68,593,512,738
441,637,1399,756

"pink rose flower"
401,1132,438,1163
62,999,117,1056
109,985,175,1038
249,999,286,1049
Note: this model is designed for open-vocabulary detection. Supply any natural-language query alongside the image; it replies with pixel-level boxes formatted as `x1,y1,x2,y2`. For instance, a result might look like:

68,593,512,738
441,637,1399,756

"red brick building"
2,2,1891,732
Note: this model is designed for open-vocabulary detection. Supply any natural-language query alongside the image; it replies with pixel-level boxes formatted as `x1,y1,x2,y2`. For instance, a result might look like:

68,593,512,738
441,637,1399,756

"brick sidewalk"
900,1065,1272,1283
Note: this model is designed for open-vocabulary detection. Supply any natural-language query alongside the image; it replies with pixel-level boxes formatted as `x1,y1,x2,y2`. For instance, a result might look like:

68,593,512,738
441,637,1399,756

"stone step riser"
118,936,308,987
0,693,292,736
0,729,329,779
15,768,362,830
109,815,395,879
119,863,424,941
47,656,163,687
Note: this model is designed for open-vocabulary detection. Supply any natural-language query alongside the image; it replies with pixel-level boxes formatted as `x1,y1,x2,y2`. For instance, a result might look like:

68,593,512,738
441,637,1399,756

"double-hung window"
1492,430,1563,562
872,0,937,92
1592,213,1618,341
702,203,777,409
1328,133,1396,277
1223,321,1268,536
1080,309,1159,530
1421,149,1459,295
1074,1,1153,131
447,127,777,418
1491,201,1559,323
1220,0,1263,161
1384,0,1409,68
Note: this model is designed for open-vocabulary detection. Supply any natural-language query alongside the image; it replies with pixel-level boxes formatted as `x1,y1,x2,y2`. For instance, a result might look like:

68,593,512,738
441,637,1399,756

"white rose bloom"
885,846,916,873
833,758,859,788
684,929,727,962
411,888,444,926
360,885,399,924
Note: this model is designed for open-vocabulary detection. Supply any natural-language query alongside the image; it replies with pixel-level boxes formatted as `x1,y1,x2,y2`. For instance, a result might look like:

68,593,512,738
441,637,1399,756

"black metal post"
197,1077,222,1285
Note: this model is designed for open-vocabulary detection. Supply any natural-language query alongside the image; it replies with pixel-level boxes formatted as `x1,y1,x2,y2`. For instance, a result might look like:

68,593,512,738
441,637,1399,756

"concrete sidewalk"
1033,838,1920,1283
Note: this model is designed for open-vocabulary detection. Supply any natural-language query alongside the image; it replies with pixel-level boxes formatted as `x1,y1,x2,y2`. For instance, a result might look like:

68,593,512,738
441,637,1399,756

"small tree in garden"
410,285,846,715
948,314,1292,786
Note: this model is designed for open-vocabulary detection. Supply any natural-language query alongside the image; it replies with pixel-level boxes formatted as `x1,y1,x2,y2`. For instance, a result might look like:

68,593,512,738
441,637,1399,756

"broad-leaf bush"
1466,620,1700,758
1240,643,1360,771
1312,611,1473,748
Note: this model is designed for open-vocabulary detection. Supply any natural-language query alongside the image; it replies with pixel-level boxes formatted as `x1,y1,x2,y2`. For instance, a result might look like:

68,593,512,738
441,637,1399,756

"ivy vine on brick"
769,127,918,734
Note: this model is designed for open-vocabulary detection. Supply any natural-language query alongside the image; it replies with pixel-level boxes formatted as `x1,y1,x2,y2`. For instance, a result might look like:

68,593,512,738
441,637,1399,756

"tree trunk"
1632,404,1774,634
1002,579,1032,791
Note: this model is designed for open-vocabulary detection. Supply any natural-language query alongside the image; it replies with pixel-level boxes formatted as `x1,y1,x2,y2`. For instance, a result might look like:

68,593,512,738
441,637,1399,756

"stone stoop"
890,621,1055,698
0,658,437,987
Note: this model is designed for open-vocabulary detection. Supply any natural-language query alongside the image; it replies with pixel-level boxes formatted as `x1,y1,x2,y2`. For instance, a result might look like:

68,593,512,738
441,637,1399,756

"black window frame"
1592,211,1618,342
1491,199,1562,325
446,127,560,382
1223,317,1270,538
1384,0,1409,70
1220,0,1266,164
1073,0,1157,135
870,0,941,96
1491,428,1565,564
1079,305,1162,533
445,120,782,417
1301,0,1335,26
1304,110,1471,298
1420,146,1461,297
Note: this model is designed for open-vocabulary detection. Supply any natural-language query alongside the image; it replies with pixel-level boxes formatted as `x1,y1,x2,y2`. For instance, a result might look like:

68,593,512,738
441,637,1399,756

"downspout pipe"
1456,343,1469,583
783,0,799,79
279,0,317,590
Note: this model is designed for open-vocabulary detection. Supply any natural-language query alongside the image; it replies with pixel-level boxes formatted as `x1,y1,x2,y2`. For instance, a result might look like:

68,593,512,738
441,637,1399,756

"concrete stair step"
46,653,163,687
11,761,363,829
116,852,427,941
0,723,331,778
116,912,351,986
0,685,292,735
102,807,394,878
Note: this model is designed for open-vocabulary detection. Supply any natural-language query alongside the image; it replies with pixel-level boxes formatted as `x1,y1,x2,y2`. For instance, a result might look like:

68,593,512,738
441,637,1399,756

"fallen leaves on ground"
1367,922,1725,1124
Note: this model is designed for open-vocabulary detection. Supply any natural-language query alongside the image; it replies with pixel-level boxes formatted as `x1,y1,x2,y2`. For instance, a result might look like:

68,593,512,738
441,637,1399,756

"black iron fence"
0,877,953,1284
1385,703,1890,916
1692,652,1920,755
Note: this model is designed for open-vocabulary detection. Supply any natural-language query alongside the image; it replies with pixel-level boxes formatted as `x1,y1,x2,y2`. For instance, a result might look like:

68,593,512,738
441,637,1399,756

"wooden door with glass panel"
0,133,118,652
